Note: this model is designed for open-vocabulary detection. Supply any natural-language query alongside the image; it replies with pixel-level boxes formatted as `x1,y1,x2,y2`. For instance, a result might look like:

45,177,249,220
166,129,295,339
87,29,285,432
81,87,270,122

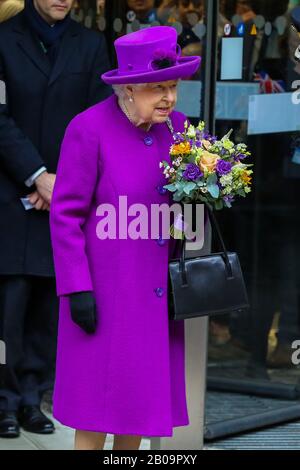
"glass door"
206,0,300,447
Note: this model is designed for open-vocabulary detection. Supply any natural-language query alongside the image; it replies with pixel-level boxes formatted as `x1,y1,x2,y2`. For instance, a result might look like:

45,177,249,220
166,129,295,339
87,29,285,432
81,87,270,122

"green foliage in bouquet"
160,121,253,211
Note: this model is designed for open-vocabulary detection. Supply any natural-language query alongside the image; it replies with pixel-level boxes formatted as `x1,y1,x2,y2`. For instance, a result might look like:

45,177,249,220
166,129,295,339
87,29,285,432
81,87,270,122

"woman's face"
127,80,179,125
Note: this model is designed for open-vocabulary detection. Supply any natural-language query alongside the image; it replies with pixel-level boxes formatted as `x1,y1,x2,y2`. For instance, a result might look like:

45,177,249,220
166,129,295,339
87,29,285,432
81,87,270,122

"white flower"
159,162,164,168
223,186,233,195
220,174,233,186
187,125,196,139
237,143,247,151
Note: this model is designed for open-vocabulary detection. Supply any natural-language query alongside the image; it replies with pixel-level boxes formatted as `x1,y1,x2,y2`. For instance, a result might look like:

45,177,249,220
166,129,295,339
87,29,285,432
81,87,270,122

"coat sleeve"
86,34,113,107
49,114,99,297
0,49,45,184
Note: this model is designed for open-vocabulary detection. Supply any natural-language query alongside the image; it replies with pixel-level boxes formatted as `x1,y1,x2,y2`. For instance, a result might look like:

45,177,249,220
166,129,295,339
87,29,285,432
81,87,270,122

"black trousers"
0,275,58,411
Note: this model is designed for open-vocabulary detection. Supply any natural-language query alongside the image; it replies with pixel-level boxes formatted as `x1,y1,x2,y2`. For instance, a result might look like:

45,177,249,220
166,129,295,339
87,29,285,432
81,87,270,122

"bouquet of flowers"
160,120,253,211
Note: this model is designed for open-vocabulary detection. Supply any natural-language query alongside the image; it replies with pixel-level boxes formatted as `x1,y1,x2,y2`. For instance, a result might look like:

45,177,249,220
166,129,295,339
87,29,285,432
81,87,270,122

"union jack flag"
254,71,286,94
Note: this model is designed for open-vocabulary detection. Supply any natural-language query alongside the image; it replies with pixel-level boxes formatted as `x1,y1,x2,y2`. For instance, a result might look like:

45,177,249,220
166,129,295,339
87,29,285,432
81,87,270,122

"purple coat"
49,93,189,437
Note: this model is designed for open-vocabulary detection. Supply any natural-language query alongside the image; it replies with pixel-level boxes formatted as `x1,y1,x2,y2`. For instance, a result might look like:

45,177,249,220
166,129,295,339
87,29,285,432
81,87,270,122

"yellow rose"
199,151,220,173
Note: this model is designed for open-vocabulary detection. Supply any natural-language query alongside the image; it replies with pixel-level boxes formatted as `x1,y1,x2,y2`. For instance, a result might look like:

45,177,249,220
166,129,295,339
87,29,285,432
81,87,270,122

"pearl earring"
129,97,133,102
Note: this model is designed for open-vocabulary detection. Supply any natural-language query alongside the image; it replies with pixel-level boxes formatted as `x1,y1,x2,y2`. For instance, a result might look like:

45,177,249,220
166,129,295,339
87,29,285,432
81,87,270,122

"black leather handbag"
168,204,250,320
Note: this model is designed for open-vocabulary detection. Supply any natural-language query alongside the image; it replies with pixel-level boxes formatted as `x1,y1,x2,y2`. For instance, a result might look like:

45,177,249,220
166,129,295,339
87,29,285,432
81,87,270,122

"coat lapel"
14,12,51,78
13,13,81,85
48,21,80,87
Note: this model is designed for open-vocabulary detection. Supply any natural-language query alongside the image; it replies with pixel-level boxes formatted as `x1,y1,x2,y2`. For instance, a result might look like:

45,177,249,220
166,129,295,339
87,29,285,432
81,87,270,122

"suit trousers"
0,275,58,411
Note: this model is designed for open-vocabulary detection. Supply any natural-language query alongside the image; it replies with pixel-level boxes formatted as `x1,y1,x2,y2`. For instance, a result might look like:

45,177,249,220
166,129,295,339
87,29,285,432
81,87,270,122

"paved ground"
0,413,151,450
3,415,300,450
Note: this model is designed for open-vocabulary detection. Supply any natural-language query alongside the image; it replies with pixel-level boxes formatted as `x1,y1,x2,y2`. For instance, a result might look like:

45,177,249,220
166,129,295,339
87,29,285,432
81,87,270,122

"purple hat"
101,26,201,85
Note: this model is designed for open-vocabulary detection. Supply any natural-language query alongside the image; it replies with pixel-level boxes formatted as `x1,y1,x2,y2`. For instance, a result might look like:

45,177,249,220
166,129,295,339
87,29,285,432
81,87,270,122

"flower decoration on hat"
149,45,181,71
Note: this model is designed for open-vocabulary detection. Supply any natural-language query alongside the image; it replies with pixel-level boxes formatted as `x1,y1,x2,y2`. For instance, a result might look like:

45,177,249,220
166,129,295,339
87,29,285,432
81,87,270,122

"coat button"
155,287,165,297
156,184,167,195
157,236,166,247
144,136,153,146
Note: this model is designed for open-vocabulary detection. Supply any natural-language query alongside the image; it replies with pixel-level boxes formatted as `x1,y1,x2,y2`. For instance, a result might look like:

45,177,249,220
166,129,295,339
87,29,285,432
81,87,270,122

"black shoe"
18,405,55,434
0,410,20,438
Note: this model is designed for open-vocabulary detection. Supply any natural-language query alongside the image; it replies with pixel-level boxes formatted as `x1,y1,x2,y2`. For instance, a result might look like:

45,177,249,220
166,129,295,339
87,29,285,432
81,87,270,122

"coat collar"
13,11,81,85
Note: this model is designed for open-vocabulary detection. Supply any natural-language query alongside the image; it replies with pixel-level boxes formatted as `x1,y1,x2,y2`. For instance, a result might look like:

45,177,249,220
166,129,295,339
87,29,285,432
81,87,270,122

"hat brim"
101,56,201,85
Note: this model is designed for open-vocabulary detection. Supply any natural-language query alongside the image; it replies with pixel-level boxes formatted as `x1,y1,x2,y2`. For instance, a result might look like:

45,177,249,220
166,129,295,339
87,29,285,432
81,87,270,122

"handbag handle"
178,203,233,286
164,118,234,283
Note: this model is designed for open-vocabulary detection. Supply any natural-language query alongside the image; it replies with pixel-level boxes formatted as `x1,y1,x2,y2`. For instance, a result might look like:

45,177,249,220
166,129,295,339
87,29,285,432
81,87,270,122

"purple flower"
202,132,217,144
235,153,247,161
223,195,235,204
150,49,178,70
174,133,185,143
183,164,203,181
216,160,232,176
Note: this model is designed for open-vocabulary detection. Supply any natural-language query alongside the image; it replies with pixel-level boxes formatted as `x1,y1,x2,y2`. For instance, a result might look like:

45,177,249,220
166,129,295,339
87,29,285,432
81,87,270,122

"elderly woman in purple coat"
49,26,200,450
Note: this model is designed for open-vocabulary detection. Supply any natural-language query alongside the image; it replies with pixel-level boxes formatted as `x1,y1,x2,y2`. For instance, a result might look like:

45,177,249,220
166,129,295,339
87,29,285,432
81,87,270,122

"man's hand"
27,191,50,211
35,171,56,204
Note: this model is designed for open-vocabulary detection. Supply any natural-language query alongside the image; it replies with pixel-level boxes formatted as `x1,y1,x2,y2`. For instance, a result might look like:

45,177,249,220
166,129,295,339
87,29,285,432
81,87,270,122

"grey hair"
112,84,147,100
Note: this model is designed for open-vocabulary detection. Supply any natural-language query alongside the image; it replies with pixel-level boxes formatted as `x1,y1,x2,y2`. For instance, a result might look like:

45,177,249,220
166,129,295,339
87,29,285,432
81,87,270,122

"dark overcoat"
0,11,112,276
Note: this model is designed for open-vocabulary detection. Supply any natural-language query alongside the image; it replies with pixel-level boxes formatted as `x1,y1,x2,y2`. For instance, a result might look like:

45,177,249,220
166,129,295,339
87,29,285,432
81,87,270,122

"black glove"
69,291,97,334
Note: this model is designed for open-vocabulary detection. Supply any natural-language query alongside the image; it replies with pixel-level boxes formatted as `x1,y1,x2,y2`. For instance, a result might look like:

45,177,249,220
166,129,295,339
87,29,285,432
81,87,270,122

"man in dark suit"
0,0,111,437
